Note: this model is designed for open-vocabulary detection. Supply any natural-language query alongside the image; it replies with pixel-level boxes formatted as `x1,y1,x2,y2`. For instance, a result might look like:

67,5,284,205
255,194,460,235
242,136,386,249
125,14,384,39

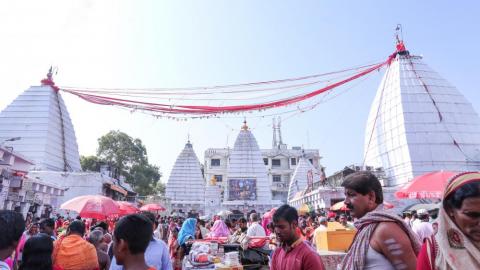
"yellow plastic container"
215,263,244,270
316,222,356,252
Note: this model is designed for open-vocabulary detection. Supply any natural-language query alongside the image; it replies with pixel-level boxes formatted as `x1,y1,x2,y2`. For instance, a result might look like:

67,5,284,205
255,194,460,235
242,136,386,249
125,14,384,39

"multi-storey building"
204,119,323,203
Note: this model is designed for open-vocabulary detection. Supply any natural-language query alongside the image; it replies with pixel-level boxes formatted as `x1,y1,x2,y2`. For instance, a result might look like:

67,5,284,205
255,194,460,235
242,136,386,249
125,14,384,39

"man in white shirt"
313,217,328,252
246,213,266,237
246,213,268,250
412,209,434,242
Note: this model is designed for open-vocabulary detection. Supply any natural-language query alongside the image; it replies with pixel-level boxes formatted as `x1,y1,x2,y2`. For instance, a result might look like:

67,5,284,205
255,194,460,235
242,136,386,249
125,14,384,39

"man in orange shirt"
52,220,99,270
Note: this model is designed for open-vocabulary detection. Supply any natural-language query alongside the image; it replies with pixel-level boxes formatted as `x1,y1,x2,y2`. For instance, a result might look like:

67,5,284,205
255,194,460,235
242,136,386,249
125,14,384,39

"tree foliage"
80,130,162,196
80,155,102,172
153,180,166,196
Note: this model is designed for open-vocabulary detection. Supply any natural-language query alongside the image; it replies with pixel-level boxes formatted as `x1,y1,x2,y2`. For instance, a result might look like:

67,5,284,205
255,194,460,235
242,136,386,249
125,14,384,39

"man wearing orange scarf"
53,220,99,270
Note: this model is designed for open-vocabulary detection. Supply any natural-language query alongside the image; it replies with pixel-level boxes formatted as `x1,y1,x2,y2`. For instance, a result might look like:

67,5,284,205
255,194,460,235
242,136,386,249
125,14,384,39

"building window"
211,159,220,166
214,175,223,182
272,159,281,167
291,158,297,165
263,158,268,165
272,175,282,182
309,159,314,165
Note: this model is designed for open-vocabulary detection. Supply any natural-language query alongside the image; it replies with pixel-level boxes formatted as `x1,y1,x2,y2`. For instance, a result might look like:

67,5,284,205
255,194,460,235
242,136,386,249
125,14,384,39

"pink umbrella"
116,201,139,216
139,203,166,212
395,171,459,199
60,195,119,219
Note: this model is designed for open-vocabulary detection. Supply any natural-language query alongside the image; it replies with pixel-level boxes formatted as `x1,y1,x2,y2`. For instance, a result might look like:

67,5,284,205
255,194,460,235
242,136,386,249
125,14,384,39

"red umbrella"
60,195,119,219
116,201,139,216
395,171,459,199
140,203,166,212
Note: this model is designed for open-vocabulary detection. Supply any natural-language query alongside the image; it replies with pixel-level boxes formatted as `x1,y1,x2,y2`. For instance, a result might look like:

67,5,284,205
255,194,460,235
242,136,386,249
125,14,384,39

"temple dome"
287,157,318,203
0,83,81,171
166,141,205,205
364,50,480,186
225,121,273,204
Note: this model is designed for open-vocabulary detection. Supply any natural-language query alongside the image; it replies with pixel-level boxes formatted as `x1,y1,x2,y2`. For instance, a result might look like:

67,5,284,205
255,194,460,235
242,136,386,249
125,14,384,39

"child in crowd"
112,214,156,270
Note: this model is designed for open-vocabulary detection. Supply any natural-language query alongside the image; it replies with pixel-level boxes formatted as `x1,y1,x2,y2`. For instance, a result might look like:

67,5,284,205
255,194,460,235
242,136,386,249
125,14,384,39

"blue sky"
1,1,479,181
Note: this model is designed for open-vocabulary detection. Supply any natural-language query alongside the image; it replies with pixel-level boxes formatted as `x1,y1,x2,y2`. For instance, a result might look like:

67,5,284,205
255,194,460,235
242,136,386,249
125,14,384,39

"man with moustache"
338,171,420,270
270,204,325,270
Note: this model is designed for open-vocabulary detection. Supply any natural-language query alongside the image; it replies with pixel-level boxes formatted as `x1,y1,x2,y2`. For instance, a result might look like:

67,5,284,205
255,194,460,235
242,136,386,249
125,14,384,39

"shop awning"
109,183,128,196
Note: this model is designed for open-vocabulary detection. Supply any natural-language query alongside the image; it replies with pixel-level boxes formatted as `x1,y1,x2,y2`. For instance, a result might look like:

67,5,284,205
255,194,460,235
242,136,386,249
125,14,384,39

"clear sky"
1,1,479,181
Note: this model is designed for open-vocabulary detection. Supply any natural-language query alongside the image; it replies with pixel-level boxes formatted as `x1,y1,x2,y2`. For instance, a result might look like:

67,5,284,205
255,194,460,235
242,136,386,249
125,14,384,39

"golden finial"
241,118,249,130
210,175,217,185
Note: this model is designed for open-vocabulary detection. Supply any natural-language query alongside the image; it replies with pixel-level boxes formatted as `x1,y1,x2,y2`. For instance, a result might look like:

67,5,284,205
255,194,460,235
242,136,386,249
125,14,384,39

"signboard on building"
228,178,257,201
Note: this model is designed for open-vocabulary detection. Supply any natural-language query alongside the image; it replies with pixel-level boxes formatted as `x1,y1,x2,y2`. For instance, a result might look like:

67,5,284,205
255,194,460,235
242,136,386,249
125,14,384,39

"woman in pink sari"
207,220,230,238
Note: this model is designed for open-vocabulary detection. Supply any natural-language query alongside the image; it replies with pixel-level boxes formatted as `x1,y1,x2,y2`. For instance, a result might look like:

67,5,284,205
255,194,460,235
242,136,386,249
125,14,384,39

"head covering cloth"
177,218,197,246
430,172,480,269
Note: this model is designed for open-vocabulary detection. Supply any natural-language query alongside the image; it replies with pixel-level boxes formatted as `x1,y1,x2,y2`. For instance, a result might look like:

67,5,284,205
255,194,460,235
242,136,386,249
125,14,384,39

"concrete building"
364,42,480,187
204,119,323,203
26,171,132,214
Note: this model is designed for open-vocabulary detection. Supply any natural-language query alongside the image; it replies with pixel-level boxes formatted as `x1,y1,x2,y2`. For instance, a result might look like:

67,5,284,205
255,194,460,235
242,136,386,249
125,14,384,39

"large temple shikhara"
364,40,480,187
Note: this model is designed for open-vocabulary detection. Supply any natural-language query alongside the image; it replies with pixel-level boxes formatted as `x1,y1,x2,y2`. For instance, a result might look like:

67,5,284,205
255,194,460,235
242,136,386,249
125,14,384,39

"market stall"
182,236,270,270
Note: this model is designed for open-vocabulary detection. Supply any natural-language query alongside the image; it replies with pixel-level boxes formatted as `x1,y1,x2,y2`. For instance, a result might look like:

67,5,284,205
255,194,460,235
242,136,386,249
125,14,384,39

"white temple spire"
0,73,81,171
166,140,205,210
223,120,278,211
364,41,480,186
287,156,318,203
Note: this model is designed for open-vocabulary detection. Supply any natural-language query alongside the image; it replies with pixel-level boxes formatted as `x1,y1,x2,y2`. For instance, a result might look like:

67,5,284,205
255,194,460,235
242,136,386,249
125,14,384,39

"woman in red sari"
167,227,179,269
417,172,480,269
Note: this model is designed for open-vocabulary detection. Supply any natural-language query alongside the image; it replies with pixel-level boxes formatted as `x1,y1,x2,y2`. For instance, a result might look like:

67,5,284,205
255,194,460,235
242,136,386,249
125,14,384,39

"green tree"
153,180,166,196
97,131,147,179
85,130,162,196
80,155,103,172
129,162,161,195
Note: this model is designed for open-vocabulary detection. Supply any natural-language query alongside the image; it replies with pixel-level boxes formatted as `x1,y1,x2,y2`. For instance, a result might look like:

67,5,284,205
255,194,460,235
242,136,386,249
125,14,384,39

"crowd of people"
1,171,479,270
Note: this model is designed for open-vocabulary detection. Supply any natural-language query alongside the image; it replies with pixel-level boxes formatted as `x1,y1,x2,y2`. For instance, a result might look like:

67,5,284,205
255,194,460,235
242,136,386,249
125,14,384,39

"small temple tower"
223,121,279,212
165,140,206,212
287,156,318,203
0,68,81,171
364,33,480,186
